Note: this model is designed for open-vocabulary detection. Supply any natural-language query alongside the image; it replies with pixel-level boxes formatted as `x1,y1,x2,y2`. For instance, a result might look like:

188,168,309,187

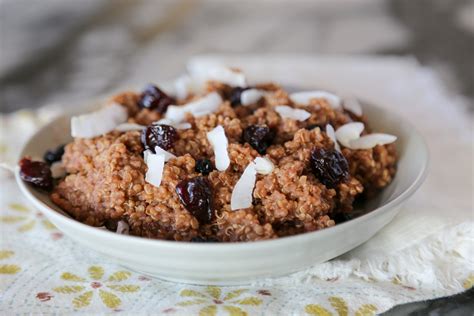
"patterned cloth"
1,56,473,315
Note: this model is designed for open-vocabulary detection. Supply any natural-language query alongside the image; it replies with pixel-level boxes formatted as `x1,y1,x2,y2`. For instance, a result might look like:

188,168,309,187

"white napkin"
0,55,472,315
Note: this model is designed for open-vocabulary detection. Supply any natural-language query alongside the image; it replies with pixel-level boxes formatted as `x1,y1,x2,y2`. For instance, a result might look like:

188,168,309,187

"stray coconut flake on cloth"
207,125,230,171
335,122,365,147
145,152,165,187
165,92,222,123
325,124,341,152
274,105,311,121
71,104,127,138
290,91,341,109
241,89,265,105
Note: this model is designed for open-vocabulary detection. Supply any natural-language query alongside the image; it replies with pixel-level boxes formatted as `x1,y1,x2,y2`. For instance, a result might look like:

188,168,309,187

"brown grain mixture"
50,80,397,242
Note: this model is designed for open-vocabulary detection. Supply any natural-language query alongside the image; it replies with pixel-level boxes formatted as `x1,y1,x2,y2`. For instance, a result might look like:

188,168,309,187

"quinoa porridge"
19,67,397,242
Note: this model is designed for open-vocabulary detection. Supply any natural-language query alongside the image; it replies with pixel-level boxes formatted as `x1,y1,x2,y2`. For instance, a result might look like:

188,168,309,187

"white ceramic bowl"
16,99,428,285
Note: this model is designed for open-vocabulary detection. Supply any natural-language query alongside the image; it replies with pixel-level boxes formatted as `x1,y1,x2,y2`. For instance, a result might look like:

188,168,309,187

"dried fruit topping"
333,212,354,224
19,158,53,190
242,124,276,154
104,219,119,232
195,158,214,175
176,176,214,224
190,236,218,243
137,84,173,113
228,87,250,107
310,148,349,188
43,144,65,165
141,123,178,152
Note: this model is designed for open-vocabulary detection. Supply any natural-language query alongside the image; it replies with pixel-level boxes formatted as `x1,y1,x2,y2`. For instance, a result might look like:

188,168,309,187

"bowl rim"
15,97,430,252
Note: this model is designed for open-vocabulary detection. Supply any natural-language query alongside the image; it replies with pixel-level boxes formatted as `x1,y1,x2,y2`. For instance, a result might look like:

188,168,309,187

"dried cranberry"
176,176,213,224
228,87,250,107
137,84,173,113
195,158,214,175
43,144,65,165
242,124,276,154
19,158,53,190
190,236,218,243
310,148,349,188
141,123,178,152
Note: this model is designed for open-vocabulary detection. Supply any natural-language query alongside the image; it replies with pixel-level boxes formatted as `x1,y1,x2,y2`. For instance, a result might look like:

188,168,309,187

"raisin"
19,157,53,190
43,144,65,165
228,87,250,107
333,212,354,224
242,124,276,154
195,158,214,175
104,219,119,232
190,236,218,243
141,123,178,152
137,84,173,113
310,148,349,188
176,176,214,224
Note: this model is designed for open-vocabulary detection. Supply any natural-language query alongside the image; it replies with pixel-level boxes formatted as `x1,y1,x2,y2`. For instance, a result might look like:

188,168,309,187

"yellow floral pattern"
305,296,377,316
176,286,263,316
0,249,21,275
1,203,57,233
52,265,140,309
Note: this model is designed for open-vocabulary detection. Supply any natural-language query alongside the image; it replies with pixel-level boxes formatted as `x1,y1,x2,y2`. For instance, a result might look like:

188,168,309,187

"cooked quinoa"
46,74,397,242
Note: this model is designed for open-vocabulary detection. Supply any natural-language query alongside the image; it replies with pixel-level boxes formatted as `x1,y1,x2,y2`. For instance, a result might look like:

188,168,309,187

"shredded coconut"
231,162,257,211
343,96,363,116
335,122,365,147
165,92,222,123
145,152,165,187
253,157,274,175
241,89,264,105
50,161,66,178
206,125,230,171
154,146,176,162
349,133,397,149
325,124,341,152
115,123,146,132
156,118,192,130
174,75,204,100
190,65,246,87
274,105,311,121
116,220,130,235
71,104,128,138
289,91,341,109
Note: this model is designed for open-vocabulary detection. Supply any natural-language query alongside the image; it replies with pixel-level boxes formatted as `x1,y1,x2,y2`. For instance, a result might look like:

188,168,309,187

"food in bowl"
19,66,397,242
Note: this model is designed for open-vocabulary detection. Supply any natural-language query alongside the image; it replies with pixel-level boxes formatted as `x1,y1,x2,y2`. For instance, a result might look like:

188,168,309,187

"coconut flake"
145,152,165,187
116,220,129,235
154,146,176,162
190,65,246,87
325,124,341,152
207,125,230,171
274,105,311,121
253,157,274,175
231,162,257,211
155,118,192,130
348,133,397,150
165,92,222,123
174,75,205,100
290,91,341,109
241,89,264,106
343,96,363,116
115,123,146,132
71,104,128,138
50,161,66,178
335,122,365,148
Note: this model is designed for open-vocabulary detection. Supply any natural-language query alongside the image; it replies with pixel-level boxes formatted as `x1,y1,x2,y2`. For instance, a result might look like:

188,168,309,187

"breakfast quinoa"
19,67,397,242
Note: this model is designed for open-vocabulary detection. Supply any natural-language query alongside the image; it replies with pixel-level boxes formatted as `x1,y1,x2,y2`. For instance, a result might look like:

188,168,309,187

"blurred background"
0,0,473,113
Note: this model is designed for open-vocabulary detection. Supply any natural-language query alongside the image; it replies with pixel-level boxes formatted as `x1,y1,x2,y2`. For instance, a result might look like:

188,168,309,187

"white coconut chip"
154,146,176,162
241,89,265,106
207,125,230,171
274,105,311,121
191,65,246,87
335,122,365,148
71,104,128,138
116,220,130,235
343,96,363,116
155,118,192,130
231,162,257,211
253,157,274,175
348,133,397,150
165,92,222,123
325,124,341,152
115,123,146,132
289,91,341,109
174,75,205,100
50,161,66,178
145,152,165,187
